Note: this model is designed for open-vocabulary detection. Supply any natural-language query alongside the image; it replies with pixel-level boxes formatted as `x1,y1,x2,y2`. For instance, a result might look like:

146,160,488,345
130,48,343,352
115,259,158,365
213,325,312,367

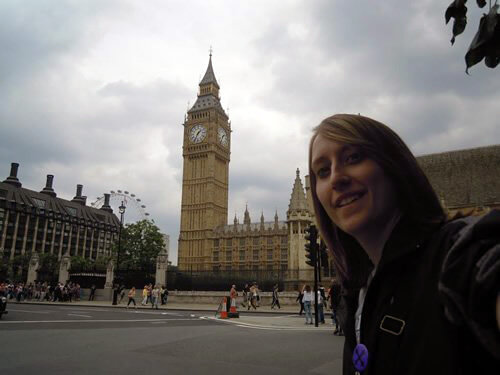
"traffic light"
319,241,329,273
304,225,318,267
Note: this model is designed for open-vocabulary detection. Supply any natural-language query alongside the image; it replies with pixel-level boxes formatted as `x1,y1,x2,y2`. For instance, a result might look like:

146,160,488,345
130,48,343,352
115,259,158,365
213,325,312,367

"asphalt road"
0,304,344,375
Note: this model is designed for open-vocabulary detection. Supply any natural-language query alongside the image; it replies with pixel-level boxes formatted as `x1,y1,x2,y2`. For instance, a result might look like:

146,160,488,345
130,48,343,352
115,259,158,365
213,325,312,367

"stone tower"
178,53,231,271
286,168,312,279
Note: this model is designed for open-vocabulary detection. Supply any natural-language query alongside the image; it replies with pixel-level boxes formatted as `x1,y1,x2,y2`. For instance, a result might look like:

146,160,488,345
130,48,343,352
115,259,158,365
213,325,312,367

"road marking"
150,321,167,324
7,309,50,314
61,308,111,312
68,314,92,318
200,316,331,331
0,318,199,324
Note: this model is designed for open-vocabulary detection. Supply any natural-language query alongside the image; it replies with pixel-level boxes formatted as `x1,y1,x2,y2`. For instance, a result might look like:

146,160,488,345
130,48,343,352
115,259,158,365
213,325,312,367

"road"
0,303,344,375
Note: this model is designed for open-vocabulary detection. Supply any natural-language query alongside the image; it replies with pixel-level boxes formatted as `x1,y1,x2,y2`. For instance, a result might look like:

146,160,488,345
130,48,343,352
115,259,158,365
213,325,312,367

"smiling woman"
308,114,500,374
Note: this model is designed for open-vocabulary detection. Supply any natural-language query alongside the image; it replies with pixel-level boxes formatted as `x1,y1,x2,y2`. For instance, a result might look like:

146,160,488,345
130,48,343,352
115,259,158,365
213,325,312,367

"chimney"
40,174,57,197
100,193,113,213
3,162,22,188
72,184,86,206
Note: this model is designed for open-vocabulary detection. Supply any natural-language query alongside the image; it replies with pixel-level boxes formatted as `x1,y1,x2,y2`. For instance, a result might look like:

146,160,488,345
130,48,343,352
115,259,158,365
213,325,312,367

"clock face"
189,124,207,143
217,127,228,147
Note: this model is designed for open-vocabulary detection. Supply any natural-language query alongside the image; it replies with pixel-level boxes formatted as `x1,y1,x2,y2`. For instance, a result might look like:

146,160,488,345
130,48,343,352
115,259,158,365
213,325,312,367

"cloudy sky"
1,0,499,264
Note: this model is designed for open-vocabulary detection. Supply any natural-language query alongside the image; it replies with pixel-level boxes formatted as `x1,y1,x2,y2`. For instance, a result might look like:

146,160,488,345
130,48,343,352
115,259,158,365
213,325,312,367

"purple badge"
353,343,369,372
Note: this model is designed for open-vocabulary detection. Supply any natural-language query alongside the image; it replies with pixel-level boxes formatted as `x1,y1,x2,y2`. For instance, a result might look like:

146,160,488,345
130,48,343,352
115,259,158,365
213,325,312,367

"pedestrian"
161,287,169,306
88,284,96,301
308,113,500,373
296,286,304,315
141,285,148,305
126,287,136,308
118,284,126,304
271,284,281,309
146,284,153,305
248,284,257,310
302,285,314,325
329,280,343,336
254,284,260,307
151,285,160,309
241,283,249,308
317,287,325,324
229,284,237,310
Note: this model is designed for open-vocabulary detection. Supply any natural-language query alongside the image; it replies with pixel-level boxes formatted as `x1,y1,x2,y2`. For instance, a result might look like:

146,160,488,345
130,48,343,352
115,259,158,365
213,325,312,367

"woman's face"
311,134,399,240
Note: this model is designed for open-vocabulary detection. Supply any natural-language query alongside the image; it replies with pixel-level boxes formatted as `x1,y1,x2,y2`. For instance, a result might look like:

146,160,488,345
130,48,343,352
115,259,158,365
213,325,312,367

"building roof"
0,181,120,227
417,144,500,208
199,54,219,88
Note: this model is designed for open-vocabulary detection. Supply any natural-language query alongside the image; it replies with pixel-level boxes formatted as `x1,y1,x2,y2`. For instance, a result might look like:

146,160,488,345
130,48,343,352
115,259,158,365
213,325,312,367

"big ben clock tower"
178,53,230,271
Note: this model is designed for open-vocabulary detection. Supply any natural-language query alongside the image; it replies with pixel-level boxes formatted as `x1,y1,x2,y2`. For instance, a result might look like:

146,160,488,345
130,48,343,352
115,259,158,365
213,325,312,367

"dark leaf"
484,55,500,67
452,17,468,44
484,13,500,68
445,0,467,24
465,6,499,72
476,0,487,8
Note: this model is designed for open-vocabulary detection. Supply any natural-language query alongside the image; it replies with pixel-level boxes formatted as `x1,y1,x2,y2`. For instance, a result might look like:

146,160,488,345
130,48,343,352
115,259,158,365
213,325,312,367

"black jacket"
339,210,500,375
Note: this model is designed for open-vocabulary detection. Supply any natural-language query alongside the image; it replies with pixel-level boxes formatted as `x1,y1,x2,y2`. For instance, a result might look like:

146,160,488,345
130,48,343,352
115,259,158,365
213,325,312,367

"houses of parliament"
176,54,500,281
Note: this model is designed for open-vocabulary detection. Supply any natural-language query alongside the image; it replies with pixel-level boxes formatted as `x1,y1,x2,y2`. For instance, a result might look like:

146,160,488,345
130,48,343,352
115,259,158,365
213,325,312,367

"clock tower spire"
178,53,231,271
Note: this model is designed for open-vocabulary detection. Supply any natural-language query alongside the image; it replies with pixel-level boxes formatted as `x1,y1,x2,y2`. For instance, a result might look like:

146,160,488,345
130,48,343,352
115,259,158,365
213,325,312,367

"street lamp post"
112,201,126,305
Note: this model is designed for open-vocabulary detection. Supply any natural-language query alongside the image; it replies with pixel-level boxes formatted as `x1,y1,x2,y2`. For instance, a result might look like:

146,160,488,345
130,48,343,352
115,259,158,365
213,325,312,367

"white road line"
7,309,50,314
0,318,198,324
200,316,331,331
68,314,92,318
150,321,167,324
61,308,111,312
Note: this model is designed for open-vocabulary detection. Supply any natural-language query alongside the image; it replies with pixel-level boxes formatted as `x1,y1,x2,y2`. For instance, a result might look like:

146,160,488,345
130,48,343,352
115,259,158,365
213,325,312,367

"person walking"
88,284,96,301
161,287,169,306
302,285,314,324
241,283,249,308
317,287,325,324
248,284,257,310
329,281,343,335
151,285,160,309
141,285,148,306
271,284,281,309
126,287,136,308
296,286,305,315
229,284,237,311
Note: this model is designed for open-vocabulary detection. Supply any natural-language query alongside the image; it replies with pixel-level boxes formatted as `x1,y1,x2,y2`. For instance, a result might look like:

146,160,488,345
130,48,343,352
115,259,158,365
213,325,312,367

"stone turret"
243,204,251,226
287,168,308,217
286,168,312,276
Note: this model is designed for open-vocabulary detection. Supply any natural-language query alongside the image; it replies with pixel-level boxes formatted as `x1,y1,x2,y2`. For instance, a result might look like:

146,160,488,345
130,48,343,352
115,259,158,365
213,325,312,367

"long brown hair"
308,114,445,286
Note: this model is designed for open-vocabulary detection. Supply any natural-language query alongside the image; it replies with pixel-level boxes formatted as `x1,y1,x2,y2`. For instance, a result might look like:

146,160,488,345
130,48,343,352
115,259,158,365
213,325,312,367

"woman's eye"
316,167,330,178
345,152,362,164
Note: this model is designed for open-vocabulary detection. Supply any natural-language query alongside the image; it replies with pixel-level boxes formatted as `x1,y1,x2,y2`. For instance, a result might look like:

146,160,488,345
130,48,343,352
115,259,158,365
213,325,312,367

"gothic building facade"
177,55,313,281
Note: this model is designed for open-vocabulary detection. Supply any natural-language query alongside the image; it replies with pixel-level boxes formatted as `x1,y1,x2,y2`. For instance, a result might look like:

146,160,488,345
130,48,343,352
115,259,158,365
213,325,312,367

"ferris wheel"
91,190,151,224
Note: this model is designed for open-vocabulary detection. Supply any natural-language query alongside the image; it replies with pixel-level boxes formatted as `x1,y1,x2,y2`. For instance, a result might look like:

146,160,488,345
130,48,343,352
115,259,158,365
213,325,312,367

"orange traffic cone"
219,297,228,319
229,297,240,318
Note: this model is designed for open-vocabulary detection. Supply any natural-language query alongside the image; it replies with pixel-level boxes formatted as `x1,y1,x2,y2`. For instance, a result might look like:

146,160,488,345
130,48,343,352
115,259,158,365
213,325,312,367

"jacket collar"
377,215,442,272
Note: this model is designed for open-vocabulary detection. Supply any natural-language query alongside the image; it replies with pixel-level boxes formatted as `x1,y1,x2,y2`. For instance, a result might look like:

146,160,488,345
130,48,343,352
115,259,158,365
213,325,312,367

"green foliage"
118,220,165,271
69,256,94,272
38,253,59,273
94,255,110,272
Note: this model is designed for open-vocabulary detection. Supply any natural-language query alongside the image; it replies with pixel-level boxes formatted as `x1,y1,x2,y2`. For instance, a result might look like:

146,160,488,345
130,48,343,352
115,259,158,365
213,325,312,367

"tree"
446,0,500,73
117,220,165,271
